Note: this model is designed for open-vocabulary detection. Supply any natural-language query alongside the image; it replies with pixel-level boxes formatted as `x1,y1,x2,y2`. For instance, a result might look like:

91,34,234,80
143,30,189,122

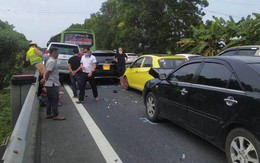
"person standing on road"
43,48,66,120
68,48,82,98
115,47,128,86
77,47,99,103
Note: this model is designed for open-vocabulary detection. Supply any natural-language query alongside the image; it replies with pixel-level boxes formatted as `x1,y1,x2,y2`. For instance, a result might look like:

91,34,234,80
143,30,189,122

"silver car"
126,53,138,64
46,42,81,74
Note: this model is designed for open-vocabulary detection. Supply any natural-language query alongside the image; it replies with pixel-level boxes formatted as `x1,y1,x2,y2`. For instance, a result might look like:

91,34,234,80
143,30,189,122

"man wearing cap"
26,42,45,75
44,48,66,120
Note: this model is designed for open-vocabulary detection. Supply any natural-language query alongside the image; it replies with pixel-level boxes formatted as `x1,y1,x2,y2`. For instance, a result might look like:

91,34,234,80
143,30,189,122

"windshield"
50,44,78,55
158,59,185,69
127,53,136,56
64,33,93,46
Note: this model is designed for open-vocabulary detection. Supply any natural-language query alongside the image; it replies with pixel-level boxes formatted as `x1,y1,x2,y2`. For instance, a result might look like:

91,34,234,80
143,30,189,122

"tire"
145,92,159,122
225,128,260,163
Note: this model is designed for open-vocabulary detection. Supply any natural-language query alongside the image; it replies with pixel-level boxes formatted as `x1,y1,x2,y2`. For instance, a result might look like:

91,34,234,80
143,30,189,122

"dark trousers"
79,72,98,101
46,86,59,116
38,75,43,96
70,73,82,97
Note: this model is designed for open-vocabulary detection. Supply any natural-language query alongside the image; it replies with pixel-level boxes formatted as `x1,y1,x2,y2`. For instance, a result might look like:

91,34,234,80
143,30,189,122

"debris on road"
50,149,55,157
180,153,185,162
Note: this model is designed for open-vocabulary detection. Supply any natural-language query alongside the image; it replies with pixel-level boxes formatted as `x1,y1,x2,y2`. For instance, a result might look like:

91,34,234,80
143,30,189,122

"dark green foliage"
177,13,260,56
0,91,11,144
0,20,29,90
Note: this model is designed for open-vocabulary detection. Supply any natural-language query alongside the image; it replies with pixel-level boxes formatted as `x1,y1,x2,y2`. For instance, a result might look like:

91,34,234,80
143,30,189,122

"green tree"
69,0,208,53
177,13,260,56
0,20,28,90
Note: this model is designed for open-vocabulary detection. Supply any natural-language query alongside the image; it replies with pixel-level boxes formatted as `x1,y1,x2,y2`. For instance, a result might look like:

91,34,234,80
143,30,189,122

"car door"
126,57,144,88
187,61,245,139
158,62,202,124
136,57,153,90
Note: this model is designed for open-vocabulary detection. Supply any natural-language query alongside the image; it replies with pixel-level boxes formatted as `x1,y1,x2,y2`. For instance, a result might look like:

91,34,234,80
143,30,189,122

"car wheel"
225,128,260,163
145,92,159,122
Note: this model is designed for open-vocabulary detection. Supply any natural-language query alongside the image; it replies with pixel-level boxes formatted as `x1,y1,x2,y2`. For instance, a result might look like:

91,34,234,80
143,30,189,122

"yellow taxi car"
124,54,187,91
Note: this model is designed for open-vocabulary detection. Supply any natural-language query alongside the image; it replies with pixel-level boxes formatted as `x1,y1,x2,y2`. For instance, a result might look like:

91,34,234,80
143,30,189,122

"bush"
0,91,12,144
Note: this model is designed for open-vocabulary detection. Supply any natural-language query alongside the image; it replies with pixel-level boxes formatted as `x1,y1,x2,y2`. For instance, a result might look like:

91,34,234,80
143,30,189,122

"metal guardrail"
2,72,40,163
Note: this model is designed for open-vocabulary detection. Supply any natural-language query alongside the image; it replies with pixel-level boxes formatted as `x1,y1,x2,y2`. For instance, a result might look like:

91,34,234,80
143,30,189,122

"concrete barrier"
2,72,40,163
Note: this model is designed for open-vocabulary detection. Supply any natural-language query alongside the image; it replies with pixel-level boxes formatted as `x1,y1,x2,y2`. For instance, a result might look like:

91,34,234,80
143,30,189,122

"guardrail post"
11,75,36,127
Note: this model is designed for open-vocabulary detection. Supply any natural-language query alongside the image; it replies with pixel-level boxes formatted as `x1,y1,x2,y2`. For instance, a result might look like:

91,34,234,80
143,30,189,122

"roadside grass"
0,90,12,145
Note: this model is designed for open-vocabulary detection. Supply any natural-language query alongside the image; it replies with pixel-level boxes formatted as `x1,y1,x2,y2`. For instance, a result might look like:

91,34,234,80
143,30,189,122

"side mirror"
159,74,167,80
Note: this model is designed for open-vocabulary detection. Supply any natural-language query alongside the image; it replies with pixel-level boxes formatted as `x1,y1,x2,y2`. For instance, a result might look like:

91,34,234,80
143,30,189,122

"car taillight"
45,50,49,54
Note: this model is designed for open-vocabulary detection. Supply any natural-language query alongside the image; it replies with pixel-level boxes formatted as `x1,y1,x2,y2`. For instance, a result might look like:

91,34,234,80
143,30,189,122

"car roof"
223,45,260,51
92,50,115,53
140,54,186,60
175,54,200,57
195,56,260,64
49,42,79,47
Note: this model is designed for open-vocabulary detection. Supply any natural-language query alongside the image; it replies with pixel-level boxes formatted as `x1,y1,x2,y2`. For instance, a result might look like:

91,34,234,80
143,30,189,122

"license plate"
103,64,110,70
57,60,67,65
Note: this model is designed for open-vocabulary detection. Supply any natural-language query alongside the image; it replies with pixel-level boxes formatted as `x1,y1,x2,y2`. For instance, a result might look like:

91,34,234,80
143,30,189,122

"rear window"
50,44,78,55
158,59,185,69
238,49,257,56
188,56,200,60
220,50,236,56
92,53,115,56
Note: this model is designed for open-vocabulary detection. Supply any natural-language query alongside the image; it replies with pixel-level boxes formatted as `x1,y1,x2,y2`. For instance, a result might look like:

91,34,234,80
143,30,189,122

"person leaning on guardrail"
26,42,45,76
42,48,66,121
26,41,46,96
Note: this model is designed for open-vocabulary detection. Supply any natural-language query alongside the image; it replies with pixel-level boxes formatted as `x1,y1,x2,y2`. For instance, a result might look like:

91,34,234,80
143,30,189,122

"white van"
45,42,81,74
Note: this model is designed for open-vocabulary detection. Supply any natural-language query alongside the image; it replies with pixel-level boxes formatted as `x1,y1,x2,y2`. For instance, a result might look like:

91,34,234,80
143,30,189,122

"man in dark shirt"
115,47,128,86
68,49,82,98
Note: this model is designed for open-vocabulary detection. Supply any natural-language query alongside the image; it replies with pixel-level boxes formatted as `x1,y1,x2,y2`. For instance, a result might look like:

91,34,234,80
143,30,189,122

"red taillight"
45,50,49,54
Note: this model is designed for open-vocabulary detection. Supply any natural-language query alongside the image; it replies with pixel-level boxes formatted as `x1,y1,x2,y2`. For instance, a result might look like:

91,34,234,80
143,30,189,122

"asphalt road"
80,82,227,163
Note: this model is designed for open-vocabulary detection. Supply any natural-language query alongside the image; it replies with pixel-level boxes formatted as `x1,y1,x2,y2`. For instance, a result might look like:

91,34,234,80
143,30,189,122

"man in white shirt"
76,47,99,103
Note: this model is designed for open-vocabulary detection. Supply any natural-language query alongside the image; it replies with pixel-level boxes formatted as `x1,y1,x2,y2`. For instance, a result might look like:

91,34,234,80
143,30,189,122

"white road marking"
64,84,122,163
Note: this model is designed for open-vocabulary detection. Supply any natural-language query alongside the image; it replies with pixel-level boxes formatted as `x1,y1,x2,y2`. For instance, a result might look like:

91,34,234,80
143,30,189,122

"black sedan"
143,56,260,163
92,50,117,79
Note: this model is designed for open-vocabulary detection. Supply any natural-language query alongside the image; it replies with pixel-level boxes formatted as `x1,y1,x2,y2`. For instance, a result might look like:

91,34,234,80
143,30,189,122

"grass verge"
0,91,12,145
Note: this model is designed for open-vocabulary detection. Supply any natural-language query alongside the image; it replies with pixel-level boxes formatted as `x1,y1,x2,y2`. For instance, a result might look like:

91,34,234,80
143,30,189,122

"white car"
45,42,81,74
175,54,200,60
126,53,138,64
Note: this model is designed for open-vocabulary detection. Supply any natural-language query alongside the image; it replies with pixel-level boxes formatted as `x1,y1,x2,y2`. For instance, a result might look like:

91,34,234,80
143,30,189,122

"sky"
0,0,259,48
